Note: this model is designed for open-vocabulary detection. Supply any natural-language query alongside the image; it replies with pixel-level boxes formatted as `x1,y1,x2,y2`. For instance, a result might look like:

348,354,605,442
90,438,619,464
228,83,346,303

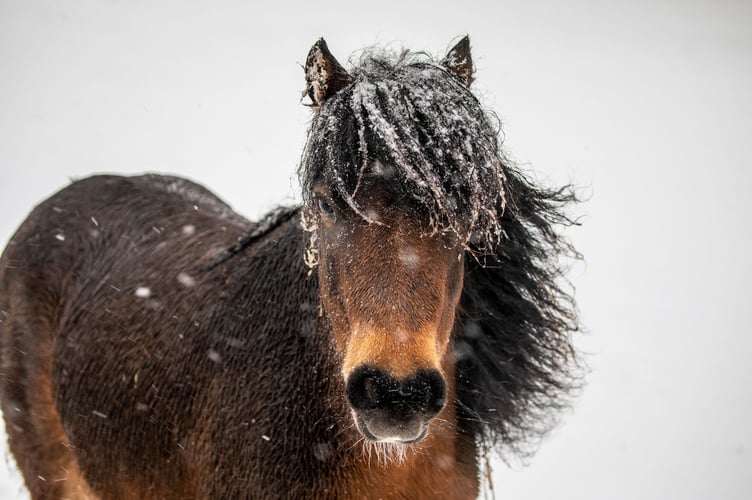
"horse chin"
352,411,429,445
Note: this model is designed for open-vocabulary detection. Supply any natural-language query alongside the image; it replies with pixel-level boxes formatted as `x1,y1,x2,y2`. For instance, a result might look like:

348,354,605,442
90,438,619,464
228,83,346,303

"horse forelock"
299,48,509,260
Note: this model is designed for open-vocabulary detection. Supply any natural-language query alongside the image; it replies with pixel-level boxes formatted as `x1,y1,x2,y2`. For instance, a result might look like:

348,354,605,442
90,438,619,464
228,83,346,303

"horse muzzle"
345,365,446,443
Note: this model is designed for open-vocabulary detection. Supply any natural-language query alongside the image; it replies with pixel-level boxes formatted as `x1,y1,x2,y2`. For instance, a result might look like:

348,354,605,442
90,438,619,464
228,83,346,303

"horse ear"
304,38,352,108
442,35,474,87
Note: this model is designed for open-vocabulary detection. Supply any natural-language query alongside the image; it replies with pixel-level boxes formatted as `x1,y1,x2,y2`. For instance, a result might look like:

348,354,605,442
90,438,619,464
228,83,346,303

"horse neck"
225,219,479,495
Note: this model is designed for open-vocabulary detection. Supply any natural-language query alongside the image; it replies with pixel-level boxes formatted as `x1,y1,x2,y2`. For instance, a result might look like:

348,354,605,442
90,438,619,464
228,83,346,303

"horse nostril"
346,366,446,418
411,369,446,418
363,376,381,405
347,366,389,410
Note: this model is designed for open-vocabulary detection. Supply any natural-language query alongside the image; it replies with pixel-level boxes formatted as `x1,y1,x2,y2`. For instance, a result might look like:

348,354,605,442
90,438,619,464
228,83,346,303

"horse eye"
317,197,336,221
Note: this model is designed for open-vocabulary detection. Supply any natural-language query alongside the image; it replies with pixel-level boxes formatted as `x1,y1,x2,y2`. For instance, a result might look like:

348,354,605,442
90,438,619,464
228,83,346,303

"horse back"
0,174,257,498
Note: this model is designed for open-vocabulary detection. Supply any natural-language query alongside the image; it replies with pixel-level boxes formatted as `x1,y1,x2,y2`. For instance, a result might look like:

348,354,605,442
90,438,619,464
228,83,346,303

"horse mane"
206,206,300,270
456,168,581,457
297,46,581,457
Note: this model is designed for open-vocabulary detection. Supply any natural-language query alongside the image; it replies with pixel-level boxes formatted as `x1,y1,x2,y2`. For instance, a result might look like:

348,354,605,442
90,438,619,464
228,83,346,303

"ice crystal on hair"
207,348,222,363
398,247,420,270
177,272,196,288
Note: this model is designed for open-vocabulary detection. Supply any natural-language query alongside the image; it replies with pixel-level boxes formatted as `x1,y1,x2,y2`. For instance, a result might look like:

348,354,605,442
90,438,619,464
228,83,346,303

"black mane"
457,171,581,456
205,206,300,270
298,46,582,455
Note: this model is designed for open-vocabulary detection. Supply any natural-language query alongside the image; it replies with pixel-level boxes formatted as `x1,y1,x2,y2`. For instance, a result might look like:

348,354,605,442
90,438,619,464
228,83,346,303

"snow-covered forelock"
299,48,509,267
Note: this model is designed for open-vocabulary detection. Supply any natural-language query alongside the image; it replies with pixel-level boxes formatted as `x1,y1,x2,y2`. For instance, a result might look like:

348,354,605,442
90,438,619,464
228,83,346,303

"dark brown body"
0,174,478,499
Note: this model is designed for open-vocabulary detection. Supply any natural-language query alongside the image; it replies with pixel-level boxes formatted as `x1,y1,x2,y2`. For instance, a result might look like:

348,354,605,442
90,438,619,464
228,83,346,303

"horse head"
299,37,507,446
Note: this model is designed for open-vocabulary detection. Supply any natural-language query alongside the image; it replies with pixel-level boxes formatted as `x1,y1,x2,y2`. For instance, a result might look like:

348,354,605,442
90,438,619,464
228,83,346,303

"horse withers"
0,37,580,499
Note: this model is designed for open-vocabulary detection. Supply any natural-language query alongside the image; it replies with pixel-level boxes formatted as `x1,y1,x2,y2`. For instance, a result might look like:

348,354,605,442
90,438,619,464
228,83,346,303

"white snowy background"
1,0,751,498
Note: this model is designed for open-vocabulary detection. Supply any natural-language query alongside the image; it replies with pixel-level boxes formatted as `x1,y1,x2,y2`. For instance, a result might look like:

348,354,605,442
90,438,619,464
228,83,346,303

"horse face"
313,169,464,444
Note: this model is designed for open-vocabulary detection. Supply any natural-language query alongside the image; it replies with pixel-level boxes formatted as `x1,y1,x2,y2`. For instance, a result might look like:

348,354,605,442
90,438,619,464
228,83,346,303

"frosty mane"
299,48,507,253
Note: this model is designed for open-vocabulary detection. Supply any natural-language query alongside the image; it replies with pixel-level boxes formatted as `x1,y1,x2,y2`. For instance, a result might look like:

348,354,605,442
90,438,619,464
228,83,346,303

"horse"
0,36,580,499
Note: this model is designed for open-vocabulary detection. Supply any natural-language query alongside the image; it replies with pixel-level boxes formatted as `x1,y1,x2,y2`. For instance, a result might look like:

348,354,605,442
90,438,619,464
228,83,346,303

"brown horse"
0,37,580,499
